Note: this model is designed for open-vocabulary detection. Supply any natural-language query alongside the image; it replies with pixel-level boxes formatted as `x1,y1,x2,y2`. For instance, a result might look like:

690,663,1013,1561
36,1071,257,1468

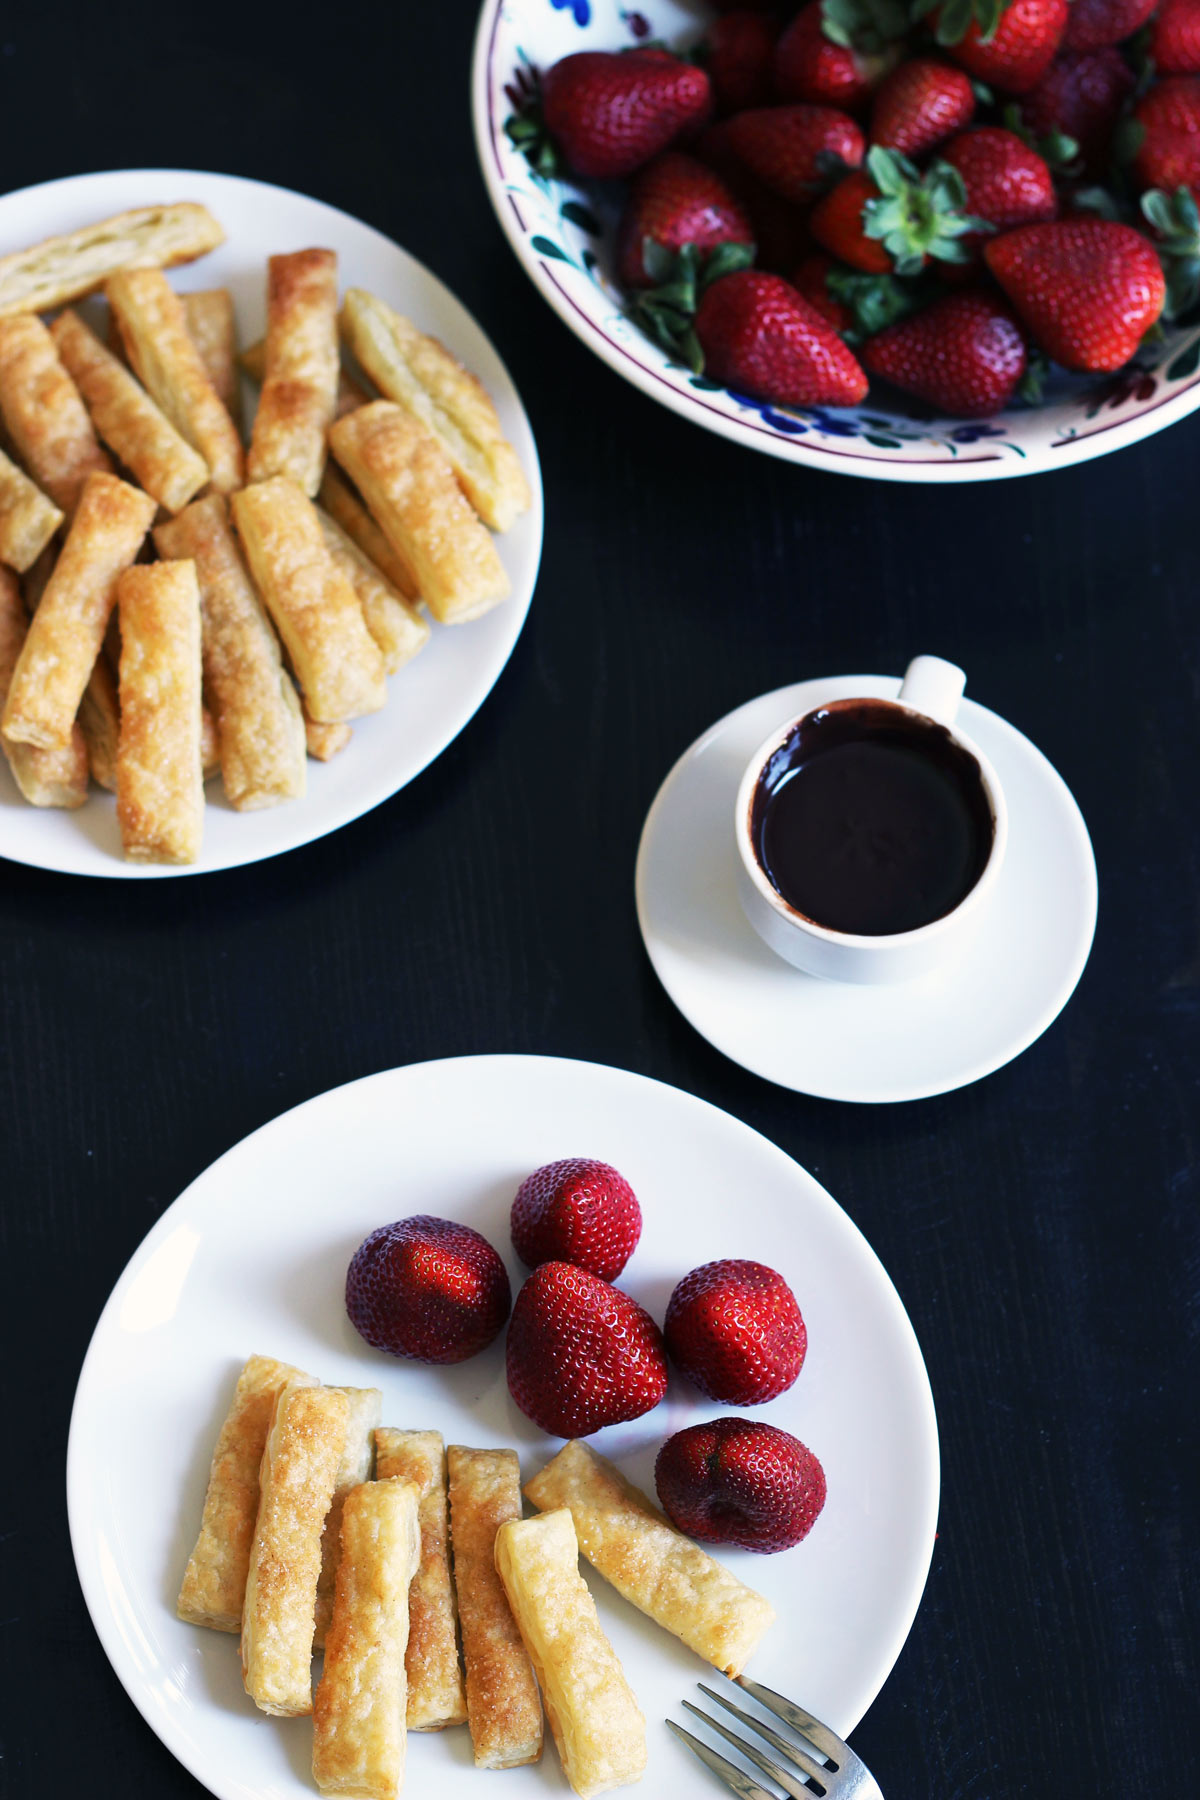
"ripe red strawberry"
791,250,857,328
506,1261,667,1437
810,169,895,268
1019,48,1135,174
346,1215,511,1364
695,269,870,403
510,1157,642,1280
985,218,1166,368
940,0,1069,96
773,1,897,112
541,50,712,179
665,1258,807,1404
1133,77,1200,197
721,103,866,202
695,120,816,268
655,1418,827,1552
941,127,1057,246
810,144,991,273
1063,0,1155,51
706,10,778,113
871,57,976,156
616,152,754,287
1151,0,1200,75
863,288,1028,413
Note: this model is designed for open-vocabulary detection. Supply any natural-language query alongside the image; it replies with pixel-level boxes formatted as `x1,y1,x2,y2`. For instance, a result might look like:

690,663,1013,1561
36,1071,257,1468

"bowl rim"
470,0,1200,483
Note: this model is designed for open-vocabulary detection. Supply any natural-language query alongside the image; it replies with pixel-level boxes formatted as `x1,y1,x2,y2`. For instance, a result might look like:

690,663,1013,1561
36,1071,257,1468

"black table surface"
1,4,1196,1798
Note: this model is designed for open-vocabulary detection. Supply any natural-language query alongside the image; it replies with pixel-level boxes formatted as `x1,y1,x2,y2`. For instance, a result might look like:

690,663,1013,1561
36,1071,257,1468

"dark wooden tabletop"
1,3,1196,1798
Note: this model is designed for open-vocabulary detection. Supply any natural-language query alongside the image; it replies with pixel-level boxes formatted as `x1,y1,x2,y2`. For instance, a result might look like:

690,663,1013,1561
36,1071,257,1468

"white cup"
734,657,1008,985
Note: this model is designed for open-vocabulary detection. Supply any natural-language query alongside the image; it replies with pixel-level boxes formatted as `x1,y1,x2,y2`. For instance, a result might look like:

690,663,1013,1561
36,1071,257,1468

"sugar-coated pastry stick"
230,477,386,722
242,1380,349,1716
328,403,509,625
182,289,241,429
525,1440,775,1678
318,464,418,601
374,1429,466,1731
154,494,306,809
312,1479,421,1800
313,1387,382,1652
116,559,204,864
0,202,225,317
51,309,209,515
304,709,352,761
177,1355,316,1632
78,653,120,791
2,471,155,750
0,314,113,515
0,567,88,806
446,1445,543,1769
0,447,63,572
496,1509,647,1800
316,505,428,675
241,336,370,421
339,290,530,533
107,267,244,494
247,249,338,495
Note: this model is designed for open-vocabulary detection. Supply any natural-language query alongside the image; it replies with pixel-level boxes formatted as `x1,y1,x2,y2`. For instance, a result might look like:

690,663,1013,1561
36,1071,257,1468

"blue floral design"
550,0,591,23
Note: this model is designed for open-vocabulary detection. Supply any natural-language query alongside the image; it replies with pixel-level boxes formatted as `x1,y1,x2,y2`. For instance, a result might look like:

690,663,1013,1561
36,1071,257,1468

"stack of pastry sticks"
0,202,530,864
181,1356,776,1800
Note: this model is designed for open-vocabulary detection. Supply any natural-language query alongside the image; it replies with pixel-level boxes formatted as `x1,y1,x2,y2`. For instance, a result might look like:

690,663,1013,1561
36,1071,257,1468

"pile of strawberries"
505,0,1200,418
345,1157,825,1553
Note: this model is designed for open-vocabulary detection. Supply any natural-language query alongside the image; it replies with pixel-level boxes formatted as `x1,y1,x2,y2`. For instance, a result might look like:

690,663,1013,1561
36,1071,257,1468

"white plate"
0,169,543,878
636,679,1098,1102
68,1054,938,1800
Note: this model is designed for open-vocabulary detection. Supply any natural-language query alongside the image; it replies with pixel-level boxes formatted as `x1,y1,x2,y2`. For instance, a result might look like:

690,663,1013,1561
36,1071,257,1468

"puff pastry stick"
116,559,204,864
496,1509,647,1800
154,494,306,810
525,1441,775,1679
304,709,352,760
177,1355,316,1632
51,309,209,515
313,1387,383,1651
242,1380,349,1716
201,703,220,780
374,1429,466,1731
329,404,509,625
2,471,155,750
247,249,338,495
0,567,88,806
317,464,418,601
446,1445,543,1769
0,314,113,515
182,289,241,428
0,447,63,572
0,202,224,317
108,267,244,494
312,1478,421,1800
230,477,386,723
316,506,428,675
340,289,530,533
241,335,370,422
21,542,121,791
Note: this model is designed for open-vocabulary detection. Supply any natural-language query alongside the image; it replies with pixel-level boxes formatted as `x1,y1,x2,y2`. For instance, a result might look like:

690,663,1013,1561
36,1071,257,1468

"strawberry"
616,152,754,287
346,1215,511,1364
941,127,1058,240
930,0,1069,96
1133,78,1200,197
665,1258,807,1404
721,103,866,203
694,268,870,402
863,288,1028,413
871,57,976,155
811,144,992,273
696,120,816,267
506,1261,668,1437
810,169,896,267
510,1157,642,1280
773,1,900,112
655,1418,827,1552
705,10,778,114
1151,0,1200,75
791,250,858,326
985,217,1166,367
540,50,712,179
1063,0,1155,51
1018,48,1135,174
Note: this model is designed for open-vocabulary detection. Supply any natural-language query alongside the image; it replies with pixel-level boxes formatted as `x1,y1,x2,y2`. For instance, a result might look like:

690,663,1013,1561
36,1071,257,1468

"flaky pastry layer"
374,1428,466,1731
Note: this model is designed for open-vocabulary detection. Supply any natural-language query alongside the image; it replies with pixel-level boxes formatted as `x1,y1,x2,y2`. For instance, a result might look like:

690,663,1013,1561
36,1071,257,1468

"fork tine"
682,1699,820,1798
697,1685,831,1787
666,1718,778,1800
735,1675,845,1765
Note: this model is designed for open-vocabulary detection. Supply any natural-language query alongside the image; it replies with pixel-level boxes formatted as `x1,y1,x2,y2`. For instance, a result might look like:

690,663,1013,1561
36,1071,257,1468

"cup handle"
898,655,966,727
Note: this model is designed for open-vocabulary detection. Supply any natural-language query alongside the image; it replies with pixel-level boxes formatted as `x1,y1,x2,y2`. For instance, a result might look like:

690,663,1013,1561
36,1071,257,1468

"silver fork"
667,1674,883,1800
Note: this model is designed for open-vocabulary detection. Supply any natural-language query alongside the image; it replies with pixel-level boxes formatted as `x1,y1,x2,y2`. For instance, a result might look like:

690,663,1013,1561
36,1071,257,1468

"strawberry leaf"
827,266,935,337
1142,186,1200,320
821,0,909,51
933,0,1014,46
863,149,992,275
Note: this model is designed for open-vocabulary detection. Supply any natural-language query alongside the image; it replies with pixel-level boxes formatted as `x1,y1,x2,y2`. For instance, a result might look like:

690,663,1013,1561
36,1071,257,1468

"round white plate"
68,1054,938,1800
0,169,543,878
636,679,1097,1103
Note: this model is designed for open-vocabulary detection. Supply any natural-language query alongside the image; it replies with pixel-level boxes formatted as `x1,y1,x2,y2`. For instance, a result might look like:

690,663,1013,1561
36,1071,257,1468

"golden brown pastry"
182,289,240,428
446,1445,543,1769
247,249,339,495
0,313,113,514
0,447,63,573
315,505,428,675
0,202,224,316
0,566,88,807
239,336,371,421
116,559,204,864
77,653,120,791
374,1428,466,1731
303,709,352,761
495,1508,647,1799
313,1387,383,1652
524,1440,775,1678
317,463,418,601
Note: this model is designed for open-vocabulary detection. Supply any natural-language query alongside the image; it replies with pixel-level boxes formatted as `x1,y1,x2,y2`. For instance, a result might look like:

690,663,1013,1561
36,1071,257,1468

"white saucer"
635,677,1097,1103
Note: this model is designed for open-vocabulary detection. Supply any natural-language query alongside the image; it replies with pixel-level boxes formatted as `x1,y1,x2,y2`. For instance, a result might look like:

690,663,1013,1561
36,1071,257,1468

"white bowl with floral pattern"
472,0,1200,481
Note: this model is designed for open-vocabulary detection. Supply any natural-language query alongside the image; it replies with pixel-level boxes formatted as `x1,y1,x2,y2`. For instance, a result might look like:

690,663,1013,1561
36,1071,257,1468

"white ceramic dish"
0,169,543,878
68,1054,939,1800
473,0,1200,481
636,678,1097,1101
